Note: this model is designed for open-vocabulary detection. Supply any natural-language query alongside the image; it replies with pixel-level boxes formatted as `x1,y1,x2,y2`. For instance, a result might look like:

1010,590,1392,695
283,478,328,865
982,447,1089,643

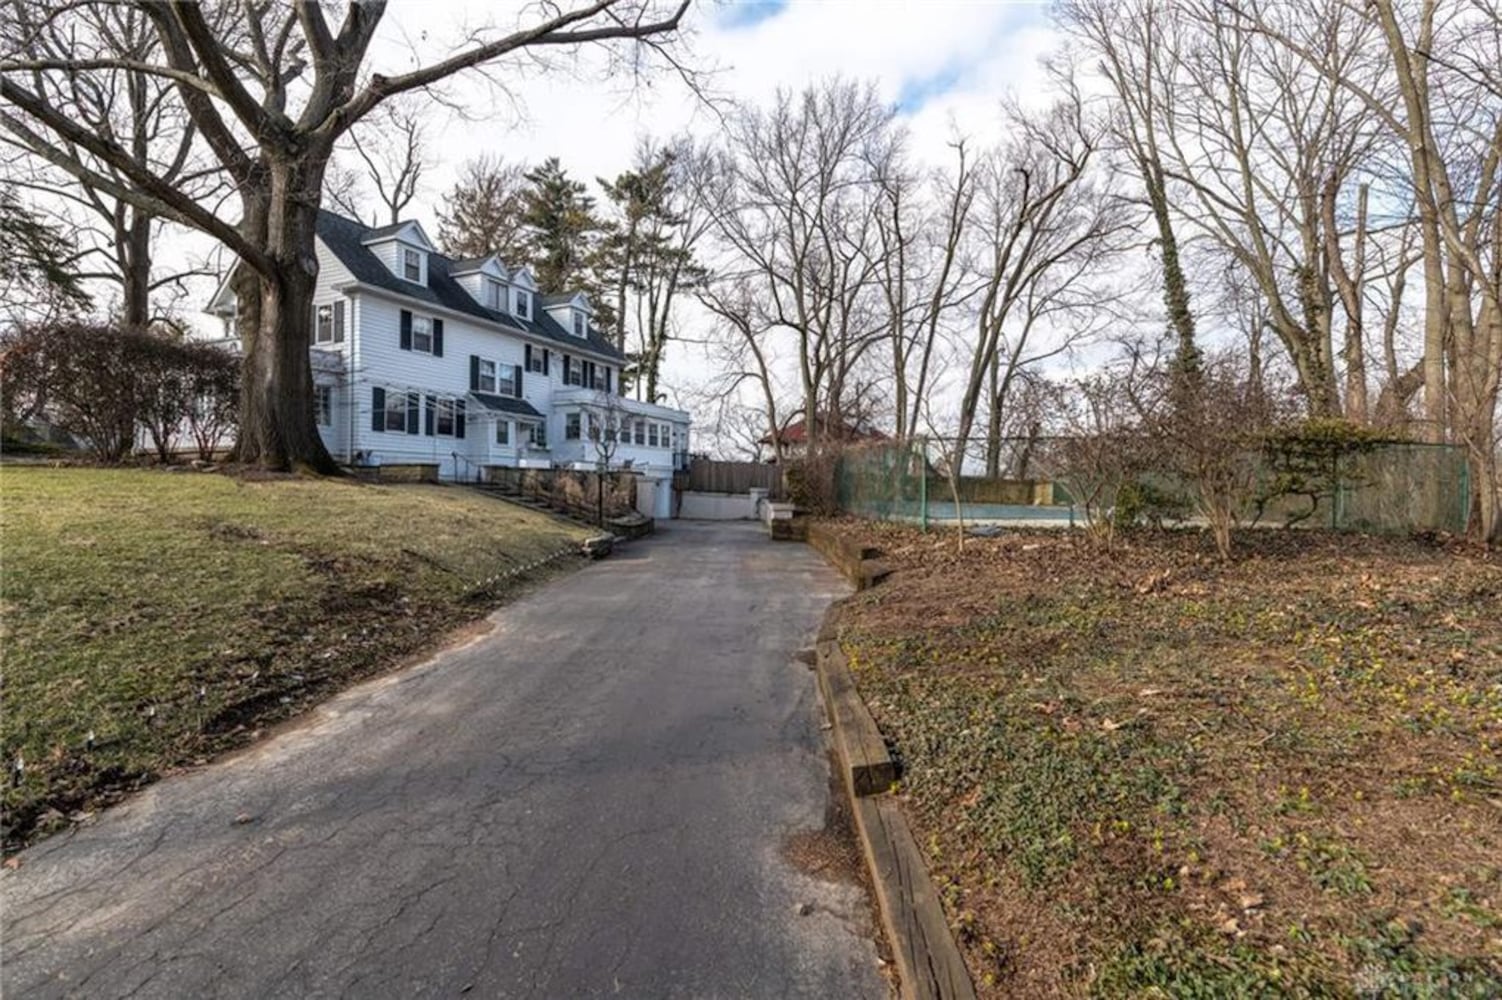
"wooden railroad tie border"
814,612,976,1000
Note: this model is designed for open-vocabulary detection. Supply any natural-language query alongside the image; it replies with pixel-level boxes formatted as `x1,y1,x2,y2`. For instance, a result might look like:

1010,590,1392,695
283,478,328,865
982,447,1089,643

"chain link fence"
835,436,1470,535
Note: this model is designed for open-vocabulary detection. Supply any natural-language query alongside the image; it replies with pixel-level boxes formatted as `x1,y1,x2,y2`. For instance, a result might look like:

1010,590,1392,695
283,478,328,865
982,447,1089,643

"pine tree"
520,157,601,292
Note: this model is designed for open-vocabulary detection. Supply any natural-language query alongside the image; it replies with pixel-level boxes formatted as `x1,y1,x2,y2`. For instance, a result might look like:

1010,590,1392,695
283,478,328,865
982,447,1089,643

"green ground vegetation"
833,521,1502,998
1,466,587,850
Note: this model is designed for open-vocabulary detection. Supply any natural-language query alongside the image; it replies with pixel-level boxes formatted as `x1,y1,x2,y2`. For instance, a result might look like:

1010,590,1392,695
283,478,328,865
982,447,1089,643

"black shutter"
333,301,345,343
524,344,533,371
371,386,385,431
399,310,412,350
514,364,524,398
406,392,419,435
543,349,550,376
432,318,444,357
562,354,571,386
424,395,435,436
470,355,480,392
605,367,612,394
455,399,466,439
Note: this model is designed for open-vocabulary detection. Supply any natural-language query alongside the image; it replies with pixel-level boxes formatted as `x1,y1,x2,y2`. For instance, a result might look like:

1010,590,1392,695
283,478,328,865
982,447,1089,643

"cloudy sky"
395,0,1060,201
162,1,1071,442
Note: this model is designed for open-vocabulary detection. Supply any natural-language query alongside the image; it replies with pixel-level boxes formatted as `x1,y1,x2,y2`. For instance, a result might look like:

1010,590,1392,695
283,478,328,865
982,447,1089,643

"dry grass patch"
2,466,588,850
830,519,1502,997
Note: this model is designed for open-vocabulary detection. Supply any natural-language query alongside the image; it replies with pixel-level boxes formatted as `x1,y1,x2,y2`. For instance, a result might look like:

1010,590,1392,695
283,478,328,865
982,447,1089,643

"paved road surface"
3,522,886,999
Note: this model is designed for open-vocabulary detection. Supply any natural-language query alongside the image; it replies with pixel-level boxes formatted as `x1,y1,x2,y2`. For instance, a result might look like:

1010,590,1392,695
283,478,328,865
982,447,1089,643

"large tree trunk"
122,211,152,329
230,165,340,474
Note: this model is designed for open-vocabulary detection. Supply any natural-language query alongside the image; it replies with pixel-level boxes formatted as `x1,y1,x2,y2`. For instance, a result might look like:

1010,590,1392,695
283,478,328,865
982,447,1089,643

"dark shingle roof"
468,393,543,418
316,210,623,362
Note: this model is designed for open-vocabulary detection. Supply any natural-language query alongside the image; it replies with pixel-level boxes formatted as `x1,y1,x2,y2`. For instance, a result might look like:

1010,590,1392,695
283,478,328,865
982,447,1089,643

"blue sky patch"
716,0,789,30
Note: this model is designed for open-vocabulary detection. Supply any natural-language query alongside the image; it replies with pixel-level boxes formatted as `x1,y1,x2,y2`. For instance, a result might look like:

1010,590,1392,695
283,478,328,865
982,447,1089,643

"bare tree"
436,154,530,263
324,97,431,226
1063,0,1203,390
3,3,225,330
1233,0,1501,539
703,79,896,452
872,137,978,442
1,0,691,473
949,85,1132,479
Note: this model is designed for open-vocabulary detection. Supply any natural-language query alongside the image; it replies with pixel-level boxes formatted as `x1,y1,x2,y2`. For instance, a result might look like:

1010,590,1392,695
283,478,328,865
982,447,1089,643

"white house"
207,210,691,516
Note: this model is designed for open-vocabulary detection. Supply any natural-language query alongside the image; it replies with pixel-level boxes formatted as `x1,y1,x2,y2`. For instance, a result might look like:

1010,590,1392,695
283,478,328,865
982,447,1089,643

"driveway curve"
2,521,886,999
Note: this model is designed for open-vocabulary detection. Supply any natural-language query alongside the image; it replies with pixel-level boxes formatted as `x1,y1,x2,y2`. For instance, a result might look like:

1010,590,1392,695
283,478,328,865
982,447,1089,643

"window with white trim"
476,359,497,394
495,420,510,446
528,421,547,448
435,398,457,437
402,247,422,282
315,301,344,345
496,364,519,397
565,412,582,440
515,290,531,318
486,278,505,310
648,423,659,447
410,314,433,354
314,385,333,426
572,311,585,337
526,347,546,373
383,390,408,432
633,419,645,446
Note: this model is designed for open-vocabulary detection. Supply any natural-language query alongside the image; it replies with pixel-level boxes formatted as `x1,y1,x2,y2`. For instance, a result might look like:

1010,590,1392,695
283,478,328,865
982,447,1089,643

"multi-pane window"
515,291,531,318
383,390,408,432
528,422,547,448
435,398,456,436
411,315,433,353
572,312,585,337
526,348,546,373
476,359,497,394
315,301,344,345
565,412,582,440
633,419,645,445
496,364,518,397
495,420,510,446
486,279,504,310
402,247,421,282
648,423,659,447
314,385,333,426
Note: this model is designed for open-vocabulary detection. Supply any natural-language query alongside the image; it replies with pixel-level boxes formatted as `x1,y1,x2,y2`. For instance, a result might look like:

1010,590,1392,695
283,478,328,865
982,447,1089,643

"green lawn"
1,466,588,849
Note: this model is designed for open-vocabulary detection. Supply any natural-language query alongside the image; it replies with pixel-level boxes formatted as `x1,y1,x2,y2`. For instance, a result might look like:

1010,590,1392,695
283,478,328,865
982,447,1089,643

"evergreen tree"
520,157,601,293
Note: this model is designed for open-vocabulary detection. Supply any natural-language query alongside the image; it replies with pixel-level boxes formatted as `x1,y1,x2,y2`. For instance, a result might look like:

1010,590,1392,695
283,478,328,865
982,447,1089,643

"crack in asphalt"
2,524,888,999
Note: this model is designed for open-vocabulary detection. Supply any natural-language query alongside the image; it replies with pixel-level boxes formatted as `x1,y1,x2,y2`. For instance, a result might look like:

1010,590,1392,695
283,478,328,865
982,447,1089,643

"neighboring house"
758,415,885,463
206,210,691,512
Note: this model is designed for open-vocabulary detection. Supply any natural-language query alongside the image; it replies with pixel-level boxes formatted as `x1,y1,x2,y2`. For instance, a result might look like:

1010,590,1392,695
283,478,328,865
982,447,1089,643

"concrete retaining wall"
678,490,759,520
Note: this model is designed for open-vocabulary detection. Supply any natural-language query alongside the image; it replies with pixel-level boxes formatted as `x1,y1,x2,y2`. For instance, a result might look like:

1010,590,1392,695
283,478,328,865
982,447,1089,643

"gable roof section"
315,210,623,362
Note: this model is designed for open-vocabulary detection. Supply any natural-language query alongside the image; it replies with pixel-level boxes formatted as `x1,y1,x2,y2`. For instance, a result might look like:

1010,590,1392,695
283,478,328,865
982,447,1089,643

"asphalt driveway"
2,521,887,999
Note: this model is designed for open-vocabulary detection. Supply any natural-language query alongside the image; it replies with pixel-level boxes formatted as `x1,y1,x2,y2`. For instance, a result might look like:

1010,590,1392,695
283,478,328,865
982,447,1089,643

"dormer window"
515,290,531,319
572,311,586,337
402,247,422,283
486,278,505,311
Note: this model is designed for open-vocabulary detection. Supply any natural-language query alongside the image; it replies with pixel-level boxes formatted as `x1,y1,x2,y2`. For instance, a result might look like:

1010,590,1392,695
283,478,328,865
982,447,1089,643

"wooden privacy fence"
677,458,786,497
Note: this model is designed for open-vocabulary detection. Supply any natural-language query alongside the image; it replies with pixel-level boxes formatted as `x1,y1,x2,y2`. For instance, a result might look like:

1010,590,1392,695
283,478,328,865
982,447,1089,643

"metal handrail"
450,451,484,484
